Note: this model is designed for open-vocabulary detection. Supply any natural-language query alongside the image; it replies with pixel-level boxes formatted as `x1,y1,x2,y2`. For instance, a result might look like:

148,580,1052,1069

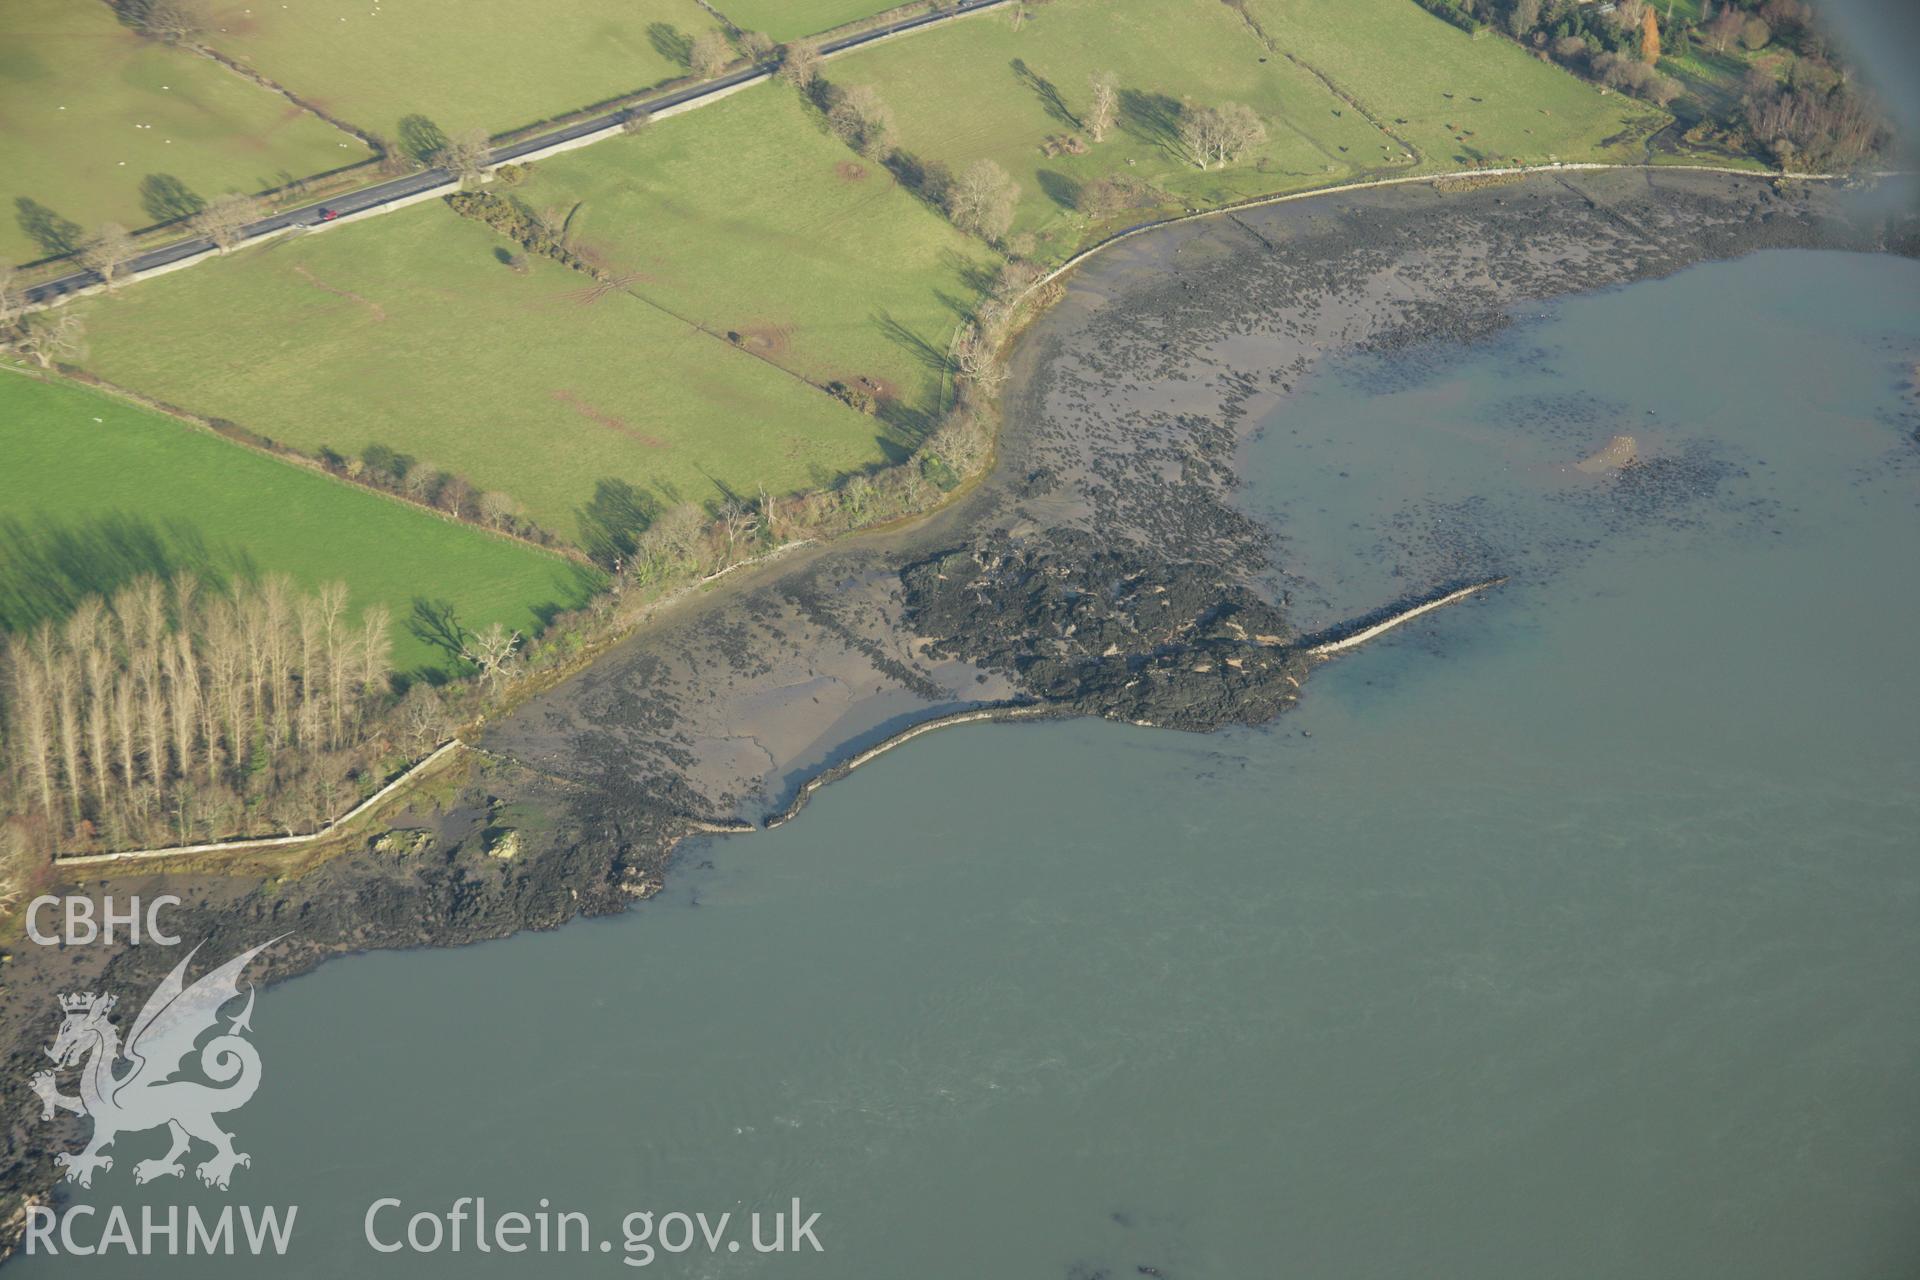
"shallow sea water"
21,250,1920,1278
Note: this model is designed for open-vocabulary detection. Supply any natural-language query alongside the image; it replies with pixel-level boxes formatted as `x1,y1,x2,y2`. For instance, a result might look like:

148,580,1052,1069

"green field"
199,0,724,143
71,203,897,542
516,84,1000,435
713,0,900,41
0,373,596,675
58,0,1667,558
0,0,364,266
824,0,1404,260
1244,0,1664,168
1658,39,1777,127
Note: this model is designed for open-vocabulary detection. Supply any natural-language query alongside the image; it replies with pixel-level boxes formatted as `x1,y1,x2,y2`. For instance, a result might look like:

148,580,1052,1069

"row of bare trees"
690,29,777,80
1742,69,1882,170
2,575,393,850
5,189,261,296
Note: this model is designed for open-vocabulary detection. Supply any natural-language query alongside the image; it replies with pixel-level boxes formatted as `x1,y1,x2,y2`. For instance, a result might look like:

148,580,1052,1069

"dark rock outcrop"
902,530,1309,730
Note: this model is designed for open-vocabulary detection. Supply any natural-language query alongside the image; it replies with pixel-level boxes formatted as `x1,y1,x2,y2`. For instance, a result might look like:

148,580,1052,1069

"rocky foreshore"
2,167,1912,1250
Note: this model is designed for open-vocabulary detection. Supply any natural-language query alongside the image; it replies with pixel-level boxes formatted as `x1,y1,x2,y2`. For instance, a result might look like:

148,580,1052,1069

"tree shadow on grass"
932,286,987,327
648,22,693,68
0,513,245,635
532,564,604,628
574,476,666,570
1036,169,1082,212
15,197,82,259
942,248,1001,302
876,394,939,447
405,598,473,686
139,174,204,225
1119,88,1185,158
397,114,448,165
873,310,953,375
407,597,467,660
885,150,955,219
405,561,602,687
1011,58,1080,130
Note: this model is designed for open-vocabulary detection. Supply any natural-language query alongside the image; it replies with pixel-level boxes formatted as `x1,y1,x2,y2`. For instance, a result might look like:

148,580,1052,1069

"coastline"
1,167,1912,1249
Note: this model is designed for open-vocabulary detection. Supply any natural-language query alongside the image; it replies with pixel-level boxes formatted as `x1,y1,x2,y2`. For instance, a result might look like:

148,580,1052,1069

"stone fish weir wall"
762,568,1507,830
1,169,1912,1254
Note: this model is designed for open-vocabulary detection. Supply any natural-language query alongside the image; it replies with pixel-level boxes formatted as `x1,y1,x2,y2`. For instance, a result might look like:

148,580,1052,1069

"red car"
317,207,341,222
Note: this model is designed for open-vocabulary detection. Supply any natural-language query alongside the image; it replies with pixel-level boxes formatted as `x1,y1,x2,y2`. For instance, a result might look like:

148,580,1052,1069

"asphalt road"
23,0,1007,304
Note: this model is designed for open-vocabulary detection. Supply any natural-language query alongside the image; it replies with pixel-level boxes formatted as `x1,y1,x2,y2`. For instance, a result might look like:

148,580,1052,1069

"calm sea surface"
22,250,1920,1277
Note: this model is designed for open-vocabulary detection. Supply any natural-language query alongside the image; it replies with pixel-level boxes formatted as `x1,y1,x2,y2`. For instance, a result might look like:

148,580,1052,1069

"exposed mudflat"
3,168,1912,1244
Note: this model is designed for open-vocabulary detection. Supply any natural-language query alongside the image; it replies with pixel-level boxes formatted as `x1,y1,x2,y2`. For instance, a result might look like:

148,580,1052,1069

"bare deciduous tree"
399,685,451,749
437,472,475,517
826,84,897,159
717,496,760,560
757,482,784,543
190,192,264,254
739,31,775,61
7,635,57,820
0,264,24,332
461,622,523,690
404,460,439,502
478,490,522,529
17,310,84,370
779,39,823,89
952,321,1009,398
690,30,732,79
1178,103,1267,168
1087,72,1119,143
1705,7,1744,51
434,128,492,184
925,410,990,475
627,504,708,584
81,223,135,291
359,606,392,698
944,159,1020,243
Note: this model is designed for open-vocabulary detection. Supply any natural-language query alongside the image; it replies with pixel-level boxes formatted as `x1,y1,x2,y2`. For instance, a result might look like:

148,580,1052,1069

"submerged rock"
1575,433,1640,474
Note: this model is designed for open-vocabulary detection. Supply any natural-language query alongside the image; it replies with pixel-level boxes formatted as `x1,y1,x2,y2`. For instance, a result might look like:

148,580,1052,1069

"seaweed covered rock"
900,530,1310,731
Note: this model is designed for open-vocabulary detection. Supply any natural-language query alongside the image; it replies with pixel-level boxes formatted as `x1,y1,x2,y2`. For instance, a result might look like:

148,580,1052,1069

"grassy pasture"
0,373,595,675
822,0,1404,262
42,0,1671,611
516,84,1000,437
1244,0,1664,168
0,0,362,266
1658,40,1779,124
713,0,902,42
197,0,723,142
70,205,893,543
